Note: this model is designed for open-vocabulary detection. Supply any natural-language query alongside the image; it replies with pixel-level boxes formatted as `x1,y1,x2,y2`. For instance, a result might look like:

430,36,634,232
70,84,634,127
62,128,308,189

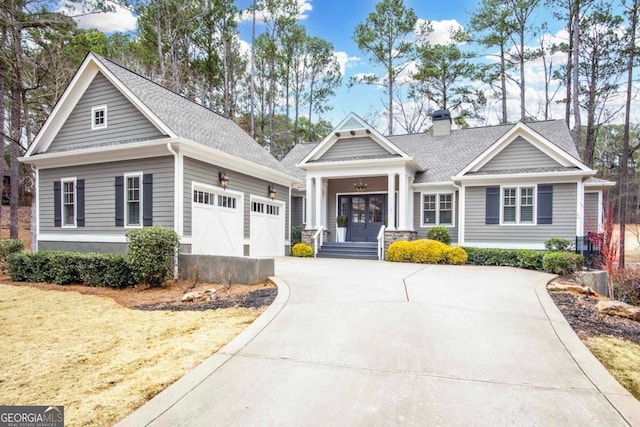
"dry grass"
585,336,640,400
0,284,264,426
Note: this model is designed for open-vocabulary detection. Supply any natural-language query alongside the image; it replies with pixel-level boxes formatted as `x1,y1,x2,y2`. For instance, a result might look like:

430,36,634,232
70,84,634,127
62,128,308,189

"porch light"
218,170,229,189
268,185,277,200
354,180,368,192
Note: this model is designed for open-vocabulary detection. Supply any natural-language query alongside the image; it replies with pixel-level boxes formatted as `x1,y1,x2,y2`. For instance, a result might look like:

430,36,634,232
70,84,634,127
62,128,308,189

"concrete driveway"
120,258,640,426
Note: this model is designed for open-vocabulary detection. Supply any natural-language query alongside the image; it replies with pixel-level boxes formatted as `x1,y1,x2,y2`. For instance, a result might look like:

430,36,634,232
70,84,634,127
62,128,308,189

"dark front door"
339,194,386,242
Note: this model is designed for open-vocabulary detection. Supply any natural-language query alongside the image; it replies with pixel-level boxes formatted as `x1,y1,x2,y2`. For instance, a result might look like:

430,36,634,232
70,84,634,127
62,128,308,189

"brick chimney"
432,109,452,137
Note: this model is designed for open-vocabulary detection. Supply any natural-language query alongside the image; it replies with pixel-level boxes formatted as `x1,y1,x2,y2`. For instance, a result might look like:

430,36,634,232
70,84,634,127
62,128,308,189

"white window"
252,201,265,213
421,192,454,227
502,186,535,224
91,105,107,130
125,173,142,227
218,194,237,209
62,178,76,227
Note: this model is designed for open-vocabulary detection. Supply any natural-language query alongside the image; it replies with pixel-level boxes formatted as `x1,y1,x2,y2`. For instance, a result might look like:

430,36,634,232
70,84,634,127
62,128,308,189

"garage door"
192,185,243,256
250,197,285,257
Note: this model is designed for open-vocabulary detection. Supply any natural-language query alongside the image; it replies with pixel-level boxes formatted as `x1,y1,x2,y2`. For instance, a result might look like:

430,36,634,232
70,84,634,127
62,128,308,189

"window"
126,174,141,226
422,193,454,226
218,194,237,209
252,201,264,213
266,204,279,216
91,105,107,130
62,178,76,227
502,186,535,224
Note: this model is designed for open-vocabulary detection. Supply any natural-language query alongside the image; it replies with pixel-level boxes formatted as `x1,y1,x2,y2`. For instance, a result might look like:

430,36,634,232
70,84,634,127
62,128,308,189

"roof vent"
432,109,452,137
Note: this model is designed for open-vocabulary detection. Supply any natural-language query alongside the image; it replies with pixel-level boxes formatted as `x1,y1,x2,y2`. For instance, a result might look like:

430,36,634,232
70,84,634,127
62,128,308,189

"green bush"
462,247,519,267
544,237,574,252
291,243,314,257
427,226,451,245
0,239,23,271
516,250,546,271
126,226,179,287
542,252,584,275
410,239,447,264
386,241,413,262
291,225,304,246
7,251,135,287
445,246,468,265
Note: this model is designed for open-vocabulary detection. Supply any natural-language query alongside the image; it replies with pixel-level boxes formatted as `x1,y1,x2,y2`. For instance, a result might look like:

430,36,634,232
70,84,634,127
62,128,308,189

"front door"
339,194,386,242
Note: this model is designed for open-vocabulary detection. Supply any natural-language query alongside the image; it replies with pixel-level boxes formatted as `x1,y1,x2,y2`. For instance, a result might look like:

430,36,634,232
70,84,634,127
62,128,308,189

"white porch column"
322,179,329,226
398,172,408,229
387,173,396,230
305,177,313,229
315,177,323,229
408,175,414,230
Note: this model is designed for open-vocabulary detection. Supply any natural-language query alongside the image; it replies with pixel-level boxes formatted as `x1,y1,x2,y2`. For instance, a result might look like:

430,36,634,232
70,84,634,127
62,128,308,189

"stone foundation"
301,229,330,247
384,230,417,255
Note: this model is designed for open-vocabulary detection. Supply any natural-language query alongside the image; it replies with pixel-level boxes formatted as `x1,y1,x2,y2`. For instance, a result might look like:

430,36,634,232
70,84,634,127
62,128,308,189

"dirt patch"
550,291,640,345
2,276,277,311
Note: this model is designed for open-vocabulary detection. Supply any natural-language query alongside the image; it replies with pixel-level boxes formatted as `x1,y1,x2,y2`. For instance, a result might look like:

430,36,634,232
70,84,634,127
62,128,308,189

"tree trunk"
9,17,22,240
307,78,315,141
571,3,581,148
155,7,165,83
565,3,573,127
0,26,6,231
500,43,508,124
519,30,526,121
250,4,256,138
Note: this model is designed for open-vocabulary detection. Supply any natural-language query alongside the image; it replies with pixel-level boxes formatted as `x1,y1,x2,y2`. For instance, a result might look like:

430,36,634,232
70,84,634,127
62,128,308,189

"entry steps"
316,241,378,260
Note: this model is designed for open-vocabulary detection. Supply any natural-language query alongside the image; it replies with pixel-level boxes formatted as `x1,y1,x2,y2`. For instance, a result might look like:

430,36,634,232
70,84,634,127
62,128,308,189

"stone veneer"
301,229,331,247
384,230,417,255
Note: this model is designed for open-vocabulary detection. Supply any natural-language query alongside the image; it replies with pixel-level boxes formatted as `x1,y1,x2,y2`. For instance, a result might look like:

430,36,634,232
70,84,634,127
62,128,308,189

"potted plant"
336,215,348,242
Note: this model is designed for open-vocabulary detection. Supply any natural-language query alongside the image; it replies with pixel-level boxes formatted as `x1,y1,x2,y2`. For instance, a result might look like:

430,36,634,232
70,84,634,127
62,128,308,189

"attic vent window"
91,105,107,130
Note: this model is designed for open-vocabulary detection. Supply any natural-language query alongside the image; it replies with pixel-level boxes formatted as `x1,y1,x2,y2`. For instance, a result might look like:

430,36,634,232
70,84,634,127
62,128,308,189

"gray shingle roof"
94,55,294,178
280,120,583,185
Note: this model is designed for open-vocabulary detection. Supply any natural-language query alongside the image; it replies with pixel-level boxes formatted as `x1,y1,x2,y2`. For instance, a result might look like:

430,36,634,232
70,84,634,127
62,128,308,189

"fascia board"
178,139,300,186
453,170,595,185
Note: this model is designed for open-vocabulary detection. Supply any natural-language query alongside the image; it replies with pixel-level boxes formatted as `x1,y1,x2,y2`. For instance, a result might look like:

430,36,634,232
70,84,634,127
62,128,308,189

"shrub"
291,243,314,257
542,252,584,275
126,227,179,287
386,240,413,262
544,237,574,252
463,247,519,267
516,250,546,271
410,239,447,264
445,246,468,265
0,239,23,271
427,226,451,245
291,225,304,246
78,254,136,288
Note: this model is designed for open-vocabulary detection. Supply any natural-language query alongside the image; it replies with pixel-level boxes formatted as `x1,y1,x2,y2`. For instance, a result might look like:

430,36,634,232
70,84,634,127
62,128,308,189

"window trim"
91,105,108,130
420,192,455,228
61,177,77,228
124,172,143,228
500,185,537,225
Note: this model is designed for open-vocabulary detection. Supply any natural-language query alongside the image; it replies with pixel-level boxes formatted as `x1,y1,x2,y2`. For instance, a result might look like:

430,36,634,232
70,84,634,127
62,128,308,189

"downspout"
167,142,180,279
452,180,463,247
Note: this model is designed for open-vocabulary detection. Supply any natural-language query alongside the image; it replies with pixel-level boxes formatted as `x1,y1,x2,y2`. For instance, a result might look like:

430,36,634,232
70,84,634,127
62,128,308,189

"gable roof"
24,53,295,179
281,119,587,184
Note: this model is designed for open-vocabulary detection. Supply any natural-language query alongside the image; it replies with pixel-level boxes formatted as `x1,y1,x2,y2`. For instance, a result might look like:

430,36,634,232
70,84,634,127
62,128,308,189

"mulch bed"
135,288,278,311
550,291,640,346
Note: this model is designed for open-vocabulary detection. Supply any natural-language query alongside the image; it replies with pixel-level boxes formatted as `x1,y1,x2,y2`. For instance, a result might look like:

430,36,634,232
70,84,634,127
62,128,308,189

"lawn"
585,336,640,401
0,284,264,426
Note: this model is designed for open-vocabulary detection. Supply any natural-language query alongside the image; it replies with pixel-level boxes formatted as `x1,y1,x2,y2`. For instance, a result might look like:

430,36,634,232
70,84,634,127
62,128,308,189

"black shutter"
537,185,553,224
115,176,124,226
485,187,500,224
53,181,61,227
76,179,85,227
143,173,153,226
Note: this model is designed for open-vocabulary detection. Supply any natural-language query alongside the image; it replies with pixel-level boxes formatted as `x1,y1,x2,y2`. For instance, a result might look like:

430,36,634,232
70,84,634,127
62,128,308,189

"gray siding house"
282,112,613,252
21,53,299,257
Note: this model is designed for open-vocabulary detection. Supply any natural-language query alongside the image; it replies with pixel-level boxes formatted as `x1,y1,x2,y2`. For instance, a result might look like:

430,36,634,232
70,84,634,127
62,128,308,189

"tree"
352,0,420,135
468,0,513,124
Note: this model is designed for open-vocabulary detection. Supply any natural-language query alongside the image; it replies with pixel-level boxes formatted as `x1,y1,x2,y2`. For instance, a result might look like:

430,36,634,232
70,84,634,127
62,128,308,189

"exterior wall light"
218,170,229,189
268,185,277,200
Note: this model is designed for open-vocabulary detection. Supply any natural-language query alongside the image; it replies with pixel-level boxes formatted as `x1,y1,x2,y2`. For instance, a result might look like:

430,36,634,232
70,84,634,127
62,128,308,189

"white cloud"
334,51,360,75
66,3,137,33
416,19,464,46
237,0,313,24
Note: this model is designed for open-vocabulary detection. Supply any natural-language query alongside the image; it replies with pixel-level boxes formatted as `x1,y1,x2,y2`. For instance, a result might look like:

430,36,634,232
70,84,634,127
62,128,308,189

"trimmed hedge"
542,252,584,275
0,239,24,271
126,226,179,287
291,243,314,257
462,246,582,275
427,226,451,245
544,237,574,252
8,251,135,288
387,239,468,265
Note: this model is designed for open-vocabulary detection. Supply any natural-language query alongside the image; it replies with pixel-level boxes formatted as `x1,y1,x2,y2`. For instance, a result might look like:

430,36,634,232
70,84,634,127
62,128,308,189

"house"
20,53,300,257
281,111,613,256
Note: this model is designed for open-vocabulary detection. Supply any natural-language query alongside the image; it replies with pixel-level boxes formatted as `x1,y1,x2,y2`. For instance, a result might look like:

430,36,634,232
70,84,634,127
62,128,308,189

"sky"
71,0,624,134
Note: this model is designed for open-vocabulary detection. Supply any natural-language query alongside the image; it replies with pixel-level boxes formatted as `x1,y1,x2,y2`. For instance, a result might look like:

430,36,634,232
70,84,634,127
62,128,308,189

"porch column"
398,172,408,229
305,177,313,229
387,173,396,230
408,176,414,229
322,179,329,226
315,177,323,229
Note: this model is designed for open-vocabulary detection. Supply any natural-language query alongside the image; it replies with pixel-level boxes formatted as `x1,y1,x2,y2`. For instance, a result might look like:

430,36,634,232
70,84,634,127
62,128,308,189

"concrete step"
317,242,379,260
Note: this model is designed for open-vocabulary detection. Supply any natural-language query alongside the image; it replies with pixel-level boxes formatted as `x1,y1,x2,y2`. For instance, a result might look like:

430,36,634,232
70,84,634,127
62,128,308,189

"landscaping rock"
547,282,597,296
596,300,640,322
181,288,217,303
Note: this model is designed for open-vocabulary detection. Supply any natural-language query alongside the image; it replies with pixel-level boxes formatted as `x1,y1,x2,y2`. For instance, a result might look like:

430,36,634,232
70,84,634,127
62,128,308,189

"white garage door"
192,185,243,256
250,197,285,257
